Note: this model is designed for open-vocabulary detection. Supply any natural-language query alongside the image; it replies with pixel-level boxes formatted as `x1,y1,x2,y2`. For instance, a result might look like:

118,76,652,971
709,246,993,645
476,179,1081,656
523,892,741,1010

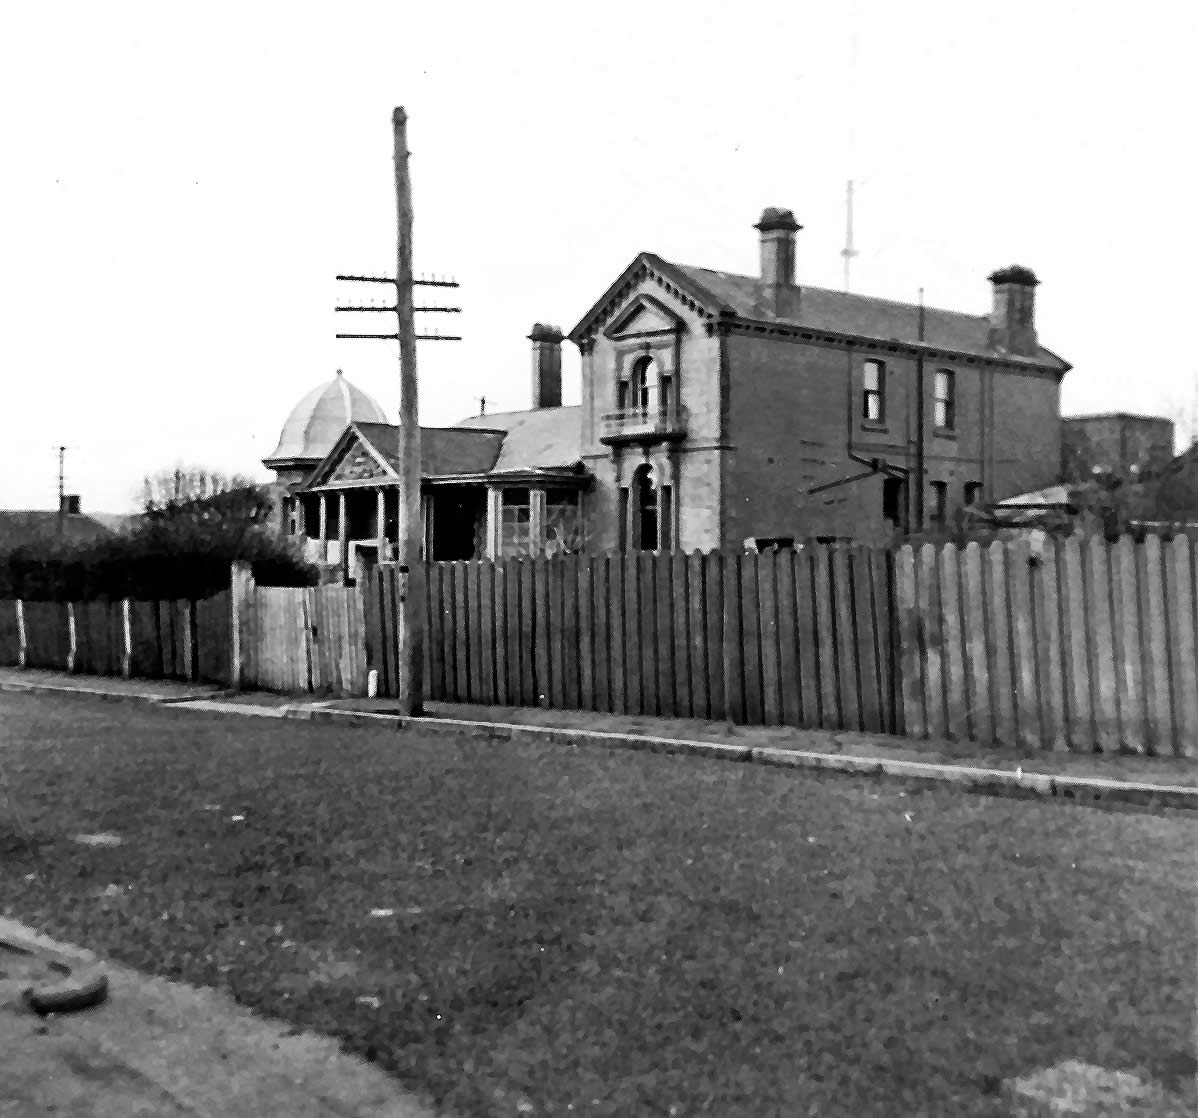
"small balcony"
600,404,688,446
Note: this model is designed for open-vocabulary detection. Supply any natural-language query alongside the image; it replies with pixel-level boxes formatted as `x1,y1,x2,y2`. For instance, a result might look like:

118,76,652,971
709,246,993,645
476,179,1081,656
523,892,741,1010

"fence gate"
246,584,367,696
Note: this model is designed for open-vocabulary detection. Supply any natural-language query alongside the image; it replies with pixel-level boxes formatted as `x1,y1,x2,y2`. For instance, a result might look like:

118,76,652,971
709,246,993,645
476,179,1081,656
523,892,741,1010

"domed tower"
264,371,388,537
264,370,388,487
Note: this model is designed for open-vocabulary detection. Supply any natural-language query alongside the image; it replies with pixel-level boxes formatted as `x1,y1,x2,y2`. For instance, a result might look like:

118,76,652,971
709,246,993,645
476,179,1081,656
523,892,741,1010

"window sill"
860,421,889,433
933,428,958,440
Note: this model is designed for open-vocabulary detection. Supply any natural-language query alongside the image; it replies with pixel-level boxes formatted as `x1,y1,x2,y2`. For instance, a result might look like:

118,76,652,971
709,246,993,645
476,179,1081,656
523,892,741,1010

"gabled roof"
568,252,730,344
303,422,507,489
453,406,583,473
300,412,586,491
354,422,507,477
568,251,1069,371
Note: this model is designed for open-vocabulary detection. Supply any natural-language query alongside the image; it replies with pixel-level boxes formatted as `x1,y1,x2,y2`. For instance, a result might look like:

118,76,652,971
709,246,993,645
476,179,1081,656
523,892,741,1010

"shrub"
0,523,317,602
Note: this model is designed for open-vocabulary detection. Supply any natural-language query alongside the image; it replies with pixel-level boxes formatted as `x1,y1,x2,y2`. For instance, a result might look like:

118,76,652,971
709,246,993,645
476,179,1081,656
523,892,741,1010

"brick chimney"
754,207,801,315
987,265,1039,357
529,323,563,409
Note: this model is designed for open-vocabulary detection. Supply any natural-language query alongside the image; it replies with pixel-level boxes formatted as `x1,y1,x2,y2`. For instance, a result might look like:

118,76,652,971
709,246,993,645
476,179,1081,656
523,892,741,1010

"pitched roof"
0,510,116,549
453,406,583,473
352,423,506,477
672,263,1068,369
568,250,1067,370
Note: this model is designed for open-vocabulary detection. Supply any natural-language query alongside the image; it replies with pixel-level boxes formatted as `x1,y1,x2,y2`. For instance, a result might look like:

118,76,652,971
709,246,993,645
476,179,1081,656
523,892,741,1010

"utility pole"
334,107,460,716
392,106,424,717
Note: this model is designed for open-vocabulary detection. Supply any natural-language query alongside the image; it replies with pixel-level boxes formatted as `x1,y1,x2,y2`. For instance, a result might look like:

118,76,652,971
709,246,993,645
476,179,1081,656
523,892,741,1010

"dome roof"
265,371,388,465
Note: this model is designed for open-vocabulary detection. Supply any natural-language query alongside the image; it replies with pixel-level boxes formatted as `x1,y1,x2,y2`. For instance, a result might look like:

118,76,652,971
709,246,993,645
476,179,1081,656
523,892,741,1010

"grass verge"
0,693,1194,1116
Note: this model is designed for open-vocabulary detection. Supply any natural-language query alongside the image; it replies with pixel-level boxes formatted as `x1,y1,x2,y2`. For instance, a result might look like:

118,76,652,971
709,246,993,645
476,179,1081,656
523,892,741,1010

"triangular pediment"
568,252,733,346
302,424,398,489
605,294,684,339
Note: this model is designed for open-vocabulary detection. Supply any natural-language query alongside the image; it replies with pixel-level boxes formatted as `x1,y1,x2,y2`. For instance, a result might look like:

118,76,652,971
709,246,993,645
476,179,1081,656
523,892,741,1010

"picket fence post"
121,599,132,679
230,561,254,691
66,602,77,673
15,599,26,669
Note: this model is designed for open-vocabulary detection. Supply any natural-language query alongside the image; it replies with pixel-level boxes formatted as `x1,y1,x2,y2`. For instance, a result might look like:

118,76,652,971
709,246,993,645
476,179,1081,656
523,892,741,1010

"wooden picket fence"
376,546,901,733
233,567,367,696
0,594,232,685
895,533,1198,756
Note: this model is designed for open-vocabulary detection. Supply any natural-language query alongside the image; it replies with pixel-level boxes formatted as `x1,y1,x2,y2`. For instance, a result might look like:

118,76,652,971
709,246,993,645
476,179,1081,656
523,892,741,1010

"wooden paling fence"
233,565,367,696
373,546,902,733
0,594,232,685
895,533,1198,756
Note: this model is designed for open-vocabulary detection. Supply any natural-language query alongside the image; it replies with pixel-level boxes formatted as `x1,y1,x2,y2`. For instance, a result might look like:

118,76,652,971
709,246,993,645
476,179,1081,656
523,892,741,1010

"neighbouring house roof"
453,406,583,473
300,409,586,492
568,251,1069,372
0,510,117,549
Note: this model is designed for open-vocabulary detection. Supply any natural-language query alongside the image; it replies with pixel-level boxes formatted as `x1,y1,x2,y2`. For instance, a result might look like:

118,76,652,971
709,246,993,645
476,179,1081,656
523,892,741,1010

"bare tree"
137,465,274,555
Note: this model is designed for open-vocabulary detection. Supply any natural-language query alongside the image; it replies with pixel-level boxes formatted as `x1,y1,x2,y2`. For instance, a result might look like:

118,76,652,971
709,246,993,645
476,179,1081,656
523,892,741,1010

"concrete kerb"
295,707,1198,812
4,676,1196,812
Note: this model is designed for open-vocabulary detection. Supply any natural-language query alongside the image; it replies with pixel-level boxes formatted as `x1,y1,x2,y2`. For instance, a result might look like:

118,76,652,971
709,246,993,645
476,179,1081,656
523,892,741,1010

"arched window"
627,355,655,416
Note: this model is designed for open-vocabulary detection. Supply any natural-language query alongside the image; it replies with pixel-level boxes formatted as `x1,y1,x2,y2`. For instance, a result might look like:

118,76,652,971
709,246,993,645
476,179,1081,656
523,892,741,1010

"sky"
2,0,1196,513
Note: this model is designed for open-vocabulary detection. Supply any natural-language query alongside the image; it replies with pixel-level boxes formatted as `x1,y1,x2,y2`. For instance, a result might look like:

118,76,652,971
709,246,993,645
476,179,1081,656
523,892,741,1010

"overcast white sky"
2,0,1195,513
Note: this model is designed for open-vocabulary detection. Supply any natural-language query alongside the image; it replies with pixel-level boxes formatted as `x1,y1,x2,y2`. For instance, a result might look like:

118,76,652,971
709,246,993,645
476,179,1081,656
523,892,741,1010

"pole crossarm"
335,305,460,313
335,274,460,288
335,333,462,341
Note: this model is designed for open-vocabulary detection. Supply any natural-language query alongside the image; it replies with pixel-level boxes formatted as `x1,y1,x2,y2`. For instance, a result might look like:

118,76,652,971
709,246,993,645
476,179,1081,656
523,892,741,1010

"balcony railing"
600,404,688,445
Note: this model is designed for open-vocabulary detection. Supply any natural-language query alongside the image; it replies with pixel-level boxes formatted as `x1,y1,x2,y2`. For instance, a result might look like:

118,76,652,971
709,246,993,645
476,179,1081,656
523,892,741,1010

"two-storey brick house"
569,208,1070,549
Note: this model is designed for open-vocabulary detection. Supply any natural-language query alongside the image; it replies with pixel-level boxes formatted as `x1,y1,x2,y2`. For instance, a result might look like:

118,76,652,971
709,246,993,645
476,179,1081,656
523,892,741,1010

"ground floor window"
930,481,948,524
501,487,533,557
882,477,906,528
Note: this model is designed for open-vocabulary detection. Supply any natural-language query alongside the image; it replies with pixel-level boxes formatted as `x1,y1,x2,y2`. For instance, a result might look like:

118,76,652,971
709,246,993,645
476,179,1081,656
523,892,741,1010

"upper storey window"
934,369,956,431
863,360,885,423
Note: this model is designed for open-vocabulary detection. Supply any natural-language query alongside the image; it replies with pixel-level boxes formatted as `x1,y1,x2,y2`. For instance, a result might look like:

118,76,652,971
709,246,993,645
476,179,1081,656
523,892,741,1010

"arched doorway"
632,464,658,551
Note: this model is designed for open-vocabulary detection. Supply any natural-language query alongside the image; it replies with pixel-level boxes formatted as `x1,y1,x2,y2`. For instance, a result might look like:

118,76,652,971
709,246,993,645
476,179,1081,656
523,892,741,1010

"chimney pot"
529,324,564,409
987,264,1039,356
754,207,802,314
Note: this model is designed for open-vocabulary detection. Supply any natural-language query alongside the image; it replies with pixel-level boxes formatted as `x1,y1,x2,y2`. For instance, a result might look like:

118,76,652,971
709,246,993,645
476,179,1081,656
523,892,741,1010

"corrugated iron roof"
453,406,583,472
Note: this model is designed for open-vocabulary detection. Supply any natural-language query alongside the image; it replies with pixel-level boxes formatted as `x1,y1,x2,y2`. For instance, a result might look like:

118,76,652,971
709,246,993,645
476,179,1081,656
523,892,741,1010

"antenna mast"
841,180,859,291
56,445,66,537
